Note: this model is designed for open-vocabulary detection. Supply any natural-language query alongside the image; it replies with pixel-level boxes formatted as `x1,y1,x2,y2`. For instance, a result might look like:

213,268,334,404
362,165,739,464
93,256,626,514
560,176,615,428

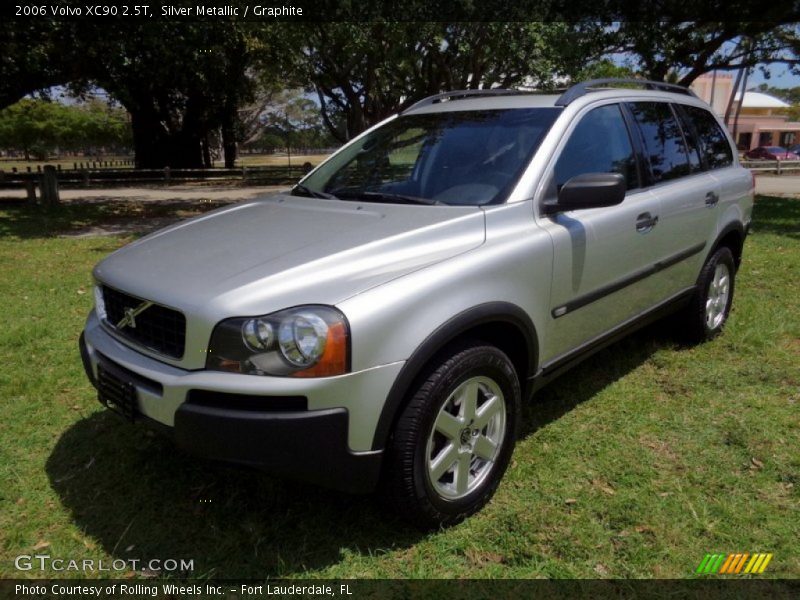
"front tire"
681,246,736,343
381,342,521,529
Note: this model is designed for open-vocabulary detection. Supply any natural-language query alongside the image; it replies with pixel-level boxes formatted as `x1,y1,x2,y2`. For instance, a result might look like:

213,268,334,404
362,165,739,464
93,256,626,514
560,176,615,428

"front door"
537,103,665,363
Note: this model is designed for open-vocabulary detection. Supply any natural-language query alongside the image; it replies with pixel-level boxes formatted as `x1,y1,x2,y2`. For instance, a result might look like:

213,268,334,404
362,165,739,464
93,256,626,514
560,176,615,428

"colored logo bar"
696,553,773,574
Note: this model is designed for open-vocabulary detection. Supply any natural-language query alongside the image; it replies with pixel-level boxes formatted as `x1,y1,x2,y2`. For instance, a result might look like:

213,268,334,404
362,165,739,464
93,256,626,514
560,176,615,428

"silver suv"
79,79,753,528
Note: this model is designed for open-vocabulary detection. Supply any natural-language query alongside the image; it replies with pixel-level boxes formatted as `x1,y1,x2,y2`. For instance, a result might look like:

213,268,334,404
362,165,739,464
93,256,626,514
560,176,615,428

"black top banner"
5,0,800,22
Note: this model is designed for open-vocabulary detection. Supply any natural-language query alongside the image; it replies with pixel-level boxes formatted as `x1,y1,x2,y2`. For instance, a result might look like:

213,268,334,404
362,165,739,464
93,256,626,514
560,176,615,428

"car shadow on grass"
752,195,800,240
46,320,680,579
519,319,679,440
45,409,424,578
0,200,229,239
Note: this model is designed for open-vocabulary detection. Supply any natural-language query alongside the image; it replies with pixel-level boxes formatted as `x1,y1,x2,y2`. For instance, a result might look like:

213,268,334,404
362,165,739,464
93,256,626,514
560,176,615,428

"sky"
747,64,800,88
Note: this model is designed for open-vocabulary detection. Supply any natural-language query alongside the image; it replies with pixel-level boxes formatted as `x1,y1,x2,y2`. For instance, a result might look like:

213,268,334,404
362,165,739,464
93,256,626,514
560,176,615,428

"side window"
553,104,638,192
672,105,703,173
628,102,691,184
682,105,734,169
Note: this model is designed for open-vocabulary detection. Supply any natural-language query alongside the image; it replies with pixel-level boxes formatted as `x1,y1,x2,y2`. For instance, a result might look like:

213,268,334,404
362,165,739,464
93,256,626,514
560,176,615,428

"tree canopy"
2,17,799,166
274,22,597,142
599,20,800,85
0,98,130,160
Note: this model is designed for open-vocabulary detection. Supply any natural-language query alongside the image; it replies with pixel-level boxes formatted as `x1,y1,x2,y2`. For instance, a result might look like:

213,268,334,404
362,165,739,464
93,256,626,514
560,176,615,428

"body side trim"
534,287,696,392
551,242,706,318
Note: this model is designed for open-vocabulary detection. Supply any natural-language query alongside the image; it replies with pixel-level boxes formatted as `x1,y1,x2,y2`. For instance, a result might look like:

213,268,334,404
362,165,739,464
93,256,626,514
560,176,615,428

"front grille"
102,285,186,359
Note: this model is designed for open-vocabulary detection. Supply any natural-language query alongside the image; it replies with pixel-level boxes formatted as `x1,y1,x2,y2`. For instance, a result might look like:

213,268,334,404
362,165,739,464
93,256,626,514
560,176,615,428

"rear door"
678,104,747,236
625,101,719,294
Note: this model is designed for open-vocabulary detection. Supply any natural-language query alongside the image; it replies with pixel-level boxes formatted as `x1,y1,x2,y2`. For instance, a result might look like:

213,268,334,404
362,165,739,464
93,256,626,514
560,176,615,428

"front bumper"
173,403,379,493
80,312,403,493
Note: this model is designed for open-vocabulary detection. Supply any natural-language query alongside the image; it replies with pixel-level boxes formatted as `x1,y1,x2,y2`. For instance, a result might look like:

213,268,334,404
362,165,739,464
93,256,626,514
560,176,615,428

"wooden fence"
0,165,308,188
2,160,797,198
740,159,800,174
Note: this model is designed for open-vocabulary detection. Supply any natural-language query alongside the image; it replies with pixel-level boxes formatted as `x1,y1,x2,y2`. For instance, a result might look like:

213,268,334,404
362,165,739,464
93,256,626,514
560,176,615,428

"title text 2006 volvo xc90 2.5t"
80,80,753,528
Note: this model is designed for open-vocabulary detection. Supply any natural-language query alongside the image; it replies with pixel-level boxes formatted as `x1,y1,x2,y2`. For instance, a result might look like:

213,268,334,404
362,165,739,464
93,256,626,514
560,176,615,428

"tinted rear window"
681,105,734,169
628,102,691,184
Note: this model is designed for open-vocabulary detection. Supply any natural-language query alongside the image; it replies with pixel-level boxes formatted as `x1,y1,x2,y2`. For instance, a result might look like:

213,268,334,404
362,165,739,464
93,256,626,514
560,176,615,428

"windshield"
295,108,561,206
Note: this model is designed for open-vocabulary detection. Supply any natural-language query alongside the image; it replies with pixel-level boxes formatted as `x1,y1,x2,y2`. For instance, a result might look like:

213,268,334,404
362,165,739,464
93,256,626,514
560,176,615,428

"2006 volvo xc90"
80,79,753,528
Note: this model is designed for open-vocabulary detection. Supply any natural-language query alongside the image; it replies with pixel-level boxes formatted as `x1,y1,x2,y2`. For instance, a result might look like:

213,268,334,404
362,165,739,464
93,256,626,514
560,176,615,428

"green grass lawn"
0,196,797,580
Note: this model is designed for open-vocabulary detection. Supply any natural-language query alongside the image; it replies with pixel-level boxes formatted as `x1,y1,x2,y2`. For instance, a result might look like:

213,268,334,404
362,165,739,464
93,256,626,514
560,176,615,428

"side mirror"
545,172,626,214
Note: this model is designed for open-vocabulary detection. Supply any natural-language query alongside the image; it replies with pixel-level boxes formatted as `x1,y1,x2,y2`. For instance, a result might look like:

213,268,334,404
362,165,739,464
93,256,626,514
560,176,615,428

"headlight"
207,306,349,377
278,312,328,367
93,285,107,321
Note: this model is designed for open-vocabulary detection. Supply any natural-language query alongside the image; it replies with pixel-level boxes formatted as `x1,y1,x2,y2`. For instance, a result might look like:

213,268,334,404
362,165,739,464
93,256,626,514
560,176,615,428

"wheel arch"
709,221,746,270
370,301,538,451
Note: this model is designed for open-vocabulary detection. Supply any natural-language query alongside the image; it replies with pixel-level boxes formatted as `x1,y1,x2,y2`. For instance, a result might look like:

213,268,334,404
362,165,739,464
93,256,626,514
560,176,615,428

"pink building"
690,73,800,150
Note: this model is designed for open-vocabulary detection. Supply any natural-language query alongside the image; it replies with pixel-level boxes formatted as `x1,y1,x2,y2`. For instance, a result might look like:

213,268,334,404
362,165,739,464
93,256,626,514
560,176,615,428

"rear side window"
672,105,703,173
628,102,691,184
554,104,638,191
681,105,734,169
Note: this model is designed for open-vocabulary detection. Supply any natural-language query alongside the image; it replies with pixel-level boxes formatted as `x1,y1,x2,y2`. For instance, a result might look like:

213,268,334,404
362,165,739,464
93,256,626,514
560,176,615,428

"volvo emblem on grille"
116,300,153,329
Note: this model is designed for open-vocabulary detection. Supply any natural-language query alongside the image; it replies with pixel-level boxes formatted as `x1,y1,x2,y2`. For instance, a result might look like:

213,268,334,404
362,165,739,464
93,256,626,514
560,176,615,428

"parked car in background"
744,146,800,161
787,144,800,155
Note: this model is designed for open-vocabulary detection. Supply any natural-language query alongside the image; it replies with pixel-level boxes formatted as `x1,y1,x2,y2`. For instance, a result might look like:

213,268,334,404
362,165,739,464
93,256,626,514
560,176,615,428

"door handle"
636,212,659,233
705,191,720,206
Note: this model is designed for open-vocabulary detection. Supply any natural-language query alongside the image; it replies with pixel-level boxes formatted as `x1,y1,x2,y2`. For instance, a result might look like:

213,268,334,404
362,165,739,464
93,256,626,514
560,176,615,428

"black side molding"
552,242,705,318
534,287,695,391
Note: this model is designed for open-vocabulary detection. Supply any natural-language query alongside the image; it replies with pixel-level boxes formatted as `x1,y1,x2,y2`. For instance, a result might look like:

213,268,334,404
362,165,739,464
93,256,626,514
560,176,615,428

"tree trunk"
129,108,205,169
222,123,237,169
130,109,166,169
732,67,751,144
201,135,212,168
724,66,745,128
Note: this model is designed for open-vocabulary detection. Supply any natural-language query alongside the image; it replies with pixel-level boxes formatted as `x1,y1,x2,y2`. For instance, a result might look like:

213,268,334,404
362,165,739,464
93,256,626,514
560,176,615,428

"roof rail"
555,79,698,107
403,89,537,114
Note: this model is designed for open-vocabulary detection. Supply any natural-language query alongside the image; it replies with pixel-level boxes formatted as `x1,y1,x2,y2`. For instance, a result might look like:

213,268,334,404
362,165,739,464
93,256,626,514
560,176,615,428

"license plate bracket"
97,364,138,421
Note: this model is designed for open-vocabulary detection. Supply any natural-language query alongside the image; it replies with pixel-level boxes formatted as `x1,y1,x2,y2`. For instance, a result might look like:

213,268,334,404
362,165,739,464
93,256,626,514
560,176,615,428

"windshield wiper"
291,184,338,200
334,190,444,206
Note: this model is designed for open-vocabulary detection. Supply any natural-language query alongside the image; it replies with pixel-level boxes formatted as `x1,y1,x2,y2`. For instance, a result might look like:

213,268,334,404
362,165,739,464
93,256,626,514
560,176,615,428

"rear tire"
681,246,736,343
381,342,521,529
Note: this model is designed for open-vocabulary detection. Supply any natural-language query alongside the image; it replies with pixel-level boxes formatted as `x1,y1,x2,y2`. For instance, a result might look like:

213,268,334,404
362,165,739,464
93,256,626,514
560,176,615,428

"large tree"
598,18,800,86
0,98,130,159
1,21,266,168
5,16,800,166
0,22,78,109
274,22,599,142
71,21,261,168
